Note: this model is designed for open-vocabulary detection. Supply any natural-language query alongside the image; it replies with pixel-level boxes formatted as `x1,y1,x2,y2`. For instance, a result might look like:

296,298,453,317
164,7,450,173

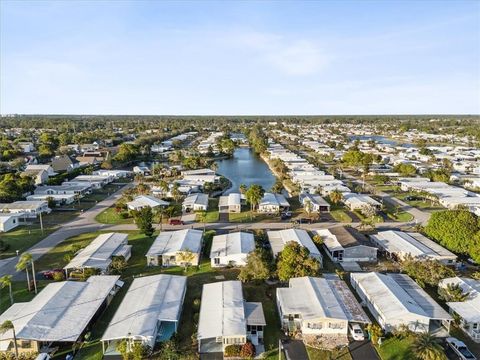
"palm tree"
411,332,447,360
157,180,169,196
304,199,313,220
0,320,18,358
329,190,343,205
239,184,247,194
0,275,13,305
16,253,37,294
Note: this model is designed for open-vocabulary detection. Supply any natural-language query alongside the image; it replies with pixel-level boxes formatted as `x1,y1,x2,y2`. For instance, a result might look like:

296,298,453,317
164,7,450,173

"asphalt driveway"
282,339,309,360
349,340,380,360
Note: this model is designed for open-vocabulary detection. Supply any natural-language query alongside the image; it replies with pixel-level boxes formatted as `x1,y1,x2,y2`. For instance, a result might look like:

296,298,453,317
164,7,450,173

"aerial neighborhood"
0,116,478,360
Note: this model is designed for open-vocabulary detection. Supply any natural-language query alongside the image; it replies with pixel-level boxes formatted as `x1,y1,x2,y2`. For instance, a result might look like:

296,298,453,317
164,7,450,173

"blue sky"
1,0,479,115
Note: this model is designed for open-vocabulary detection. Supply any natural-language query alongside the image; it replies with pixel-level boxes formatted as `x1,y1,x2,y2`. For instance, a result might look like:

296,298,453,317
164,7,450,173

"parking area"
349,340,380,360
282,339,309,360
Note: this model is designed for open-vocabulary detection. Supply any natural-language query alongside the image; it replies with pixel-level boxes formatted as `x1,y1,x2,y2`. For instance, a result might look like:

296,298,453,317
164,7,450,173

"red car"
168,219,184,225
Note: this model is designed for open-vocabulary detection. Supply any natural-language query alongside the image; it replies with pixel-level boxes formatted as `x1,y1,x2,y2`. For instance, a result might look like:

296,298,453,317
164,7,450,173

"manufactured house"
146,229,203,267
210,232,255,267
0,276,122,355
315,227,377,263
0,215,20,232
299,193,331,213
198,281,266,355
267,229,322,265
25,164,56,177
33,184,92,197
258,193,290,213
51,155,80,173
218,193,242,213
438,277,480,342
101,275,187,356
370,230,457,265
182,193,208,212
64,233,132,275
0,201,51,218
126,195,169,211
276,275,370,342
350,272,452,334
21,168,49,185
343,193,382,211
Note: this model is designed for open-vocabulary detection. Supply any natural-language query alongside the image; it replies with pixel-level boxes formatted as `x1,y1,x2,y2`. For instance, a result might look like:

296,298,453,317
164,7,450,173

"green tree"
0,275,13,305
276,242,320,281
133,206,155,237
110,256,128,274
329,190,343,205
438,283,470,302
15,253,36,294
271,178,284,194
400,257,455,288
176,249,196,271
238,249,271,282
425,210,480,256
393,163,417,177
245,184,265,212
0,320,18,359
411,333,447,360
239,183,247,194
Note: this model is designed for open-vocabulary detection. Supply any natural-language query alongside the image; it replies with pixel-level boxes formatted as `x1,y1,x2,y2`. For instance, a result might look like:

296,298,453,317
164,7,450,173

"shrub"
52,271,65,281
240,342,256,358
224,344,242,357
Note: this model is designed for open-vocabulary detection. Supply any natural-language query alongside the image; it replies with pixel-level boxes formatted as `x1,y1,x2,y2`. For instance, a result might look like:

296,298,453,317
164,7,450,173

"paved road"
349,340,380,360
0,183,133,279
342,173,431,225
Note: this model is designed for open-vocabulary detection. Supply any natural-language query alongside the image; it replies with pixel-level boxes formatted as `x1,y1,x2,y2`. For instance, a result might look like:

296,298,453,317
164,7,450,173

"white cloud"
236,31,329,76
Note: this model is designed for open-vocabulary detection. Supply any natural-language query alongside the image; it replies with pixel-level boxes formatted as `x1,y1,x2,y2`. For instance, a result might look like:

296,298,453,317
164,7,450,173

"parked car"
349,323,365,341
281,211,292,220
405,195,421,201
446,337,476,360
42,269,63,279
168,218,184,225
35,354,51,360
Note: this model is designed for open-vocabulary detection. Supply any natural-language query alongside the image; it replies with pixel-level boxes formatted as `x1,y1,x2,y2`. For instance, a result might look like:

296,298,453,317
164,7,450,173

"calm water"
216,148,276,194
348,135,414,148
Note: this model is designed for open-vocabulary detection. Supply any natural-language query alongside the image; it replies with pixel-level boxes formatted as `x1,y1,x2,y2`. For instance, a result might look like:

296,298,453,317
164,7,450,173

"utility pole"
39,212,44,234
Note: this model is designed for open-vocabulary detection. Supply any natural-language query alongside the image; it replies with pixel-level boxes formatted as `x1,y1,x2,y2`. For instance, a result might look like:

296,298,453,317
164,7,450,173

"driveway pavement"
282,339,309,360
349,340,380,360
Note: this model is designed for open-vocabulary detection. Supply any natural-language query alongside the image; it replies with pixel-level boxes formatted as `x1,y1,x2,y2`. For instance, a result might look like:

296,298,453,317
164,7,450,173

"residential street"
0,183,133,279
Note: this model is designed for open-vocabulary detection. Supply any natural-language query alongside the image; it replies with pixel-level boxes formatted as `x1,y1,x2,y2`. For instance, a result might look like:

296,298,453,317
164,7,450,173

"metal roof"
267,229,321,258
371,230,456,259
64,232,130,270
277,276,370,323
439,277,480,323
146,229,203,257
351,272,451,321
210,232,255,259
198,281,246,340
101,275,187,341
0,276,120,343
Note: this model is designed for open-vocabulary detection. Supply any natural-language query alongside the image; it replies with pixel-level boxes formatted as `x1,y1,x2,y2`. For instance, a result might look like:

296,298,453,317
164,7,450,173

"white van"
349,323,365,341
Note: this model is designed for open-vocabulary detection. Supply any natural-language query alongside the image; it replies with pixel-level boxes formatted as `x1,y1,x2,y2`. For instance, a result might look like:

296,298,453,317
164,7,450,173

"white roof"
219,193,241,207
102,275,187,341
183,193,209,207
277,276,370,323
210,232,255,259
0,276,120,342
147,229,203,257
370,230,456,260
0,201,47,211
259,193,289,207
198,281,251,340
439,277,480,323
351,272,451,321
299,193,330,207
64,232,130,270
343,193,381,207
267,229,320,258
127,195,169,209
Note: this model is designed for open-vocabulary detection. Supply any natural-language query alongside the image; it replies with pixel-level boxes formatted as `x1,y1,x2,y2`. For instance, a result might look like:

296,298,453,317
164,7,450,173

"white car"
349,323,365,341
446,337,476,360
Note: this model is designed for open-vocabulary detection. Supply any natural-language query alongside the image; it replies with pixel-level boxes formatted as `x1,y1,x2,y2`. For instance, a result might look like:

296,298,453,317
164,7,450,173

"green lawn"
330,209,353,223
375,336,414,360
306,346,352,360
229,209,279,223
196,198,219,223
95,207,134,225
0,226,56,259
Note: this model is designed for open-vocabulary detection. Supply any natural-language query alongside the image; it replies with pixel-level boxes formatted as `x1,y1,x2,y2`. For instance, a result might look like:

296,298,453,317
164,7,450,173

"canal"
216,147,276,194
